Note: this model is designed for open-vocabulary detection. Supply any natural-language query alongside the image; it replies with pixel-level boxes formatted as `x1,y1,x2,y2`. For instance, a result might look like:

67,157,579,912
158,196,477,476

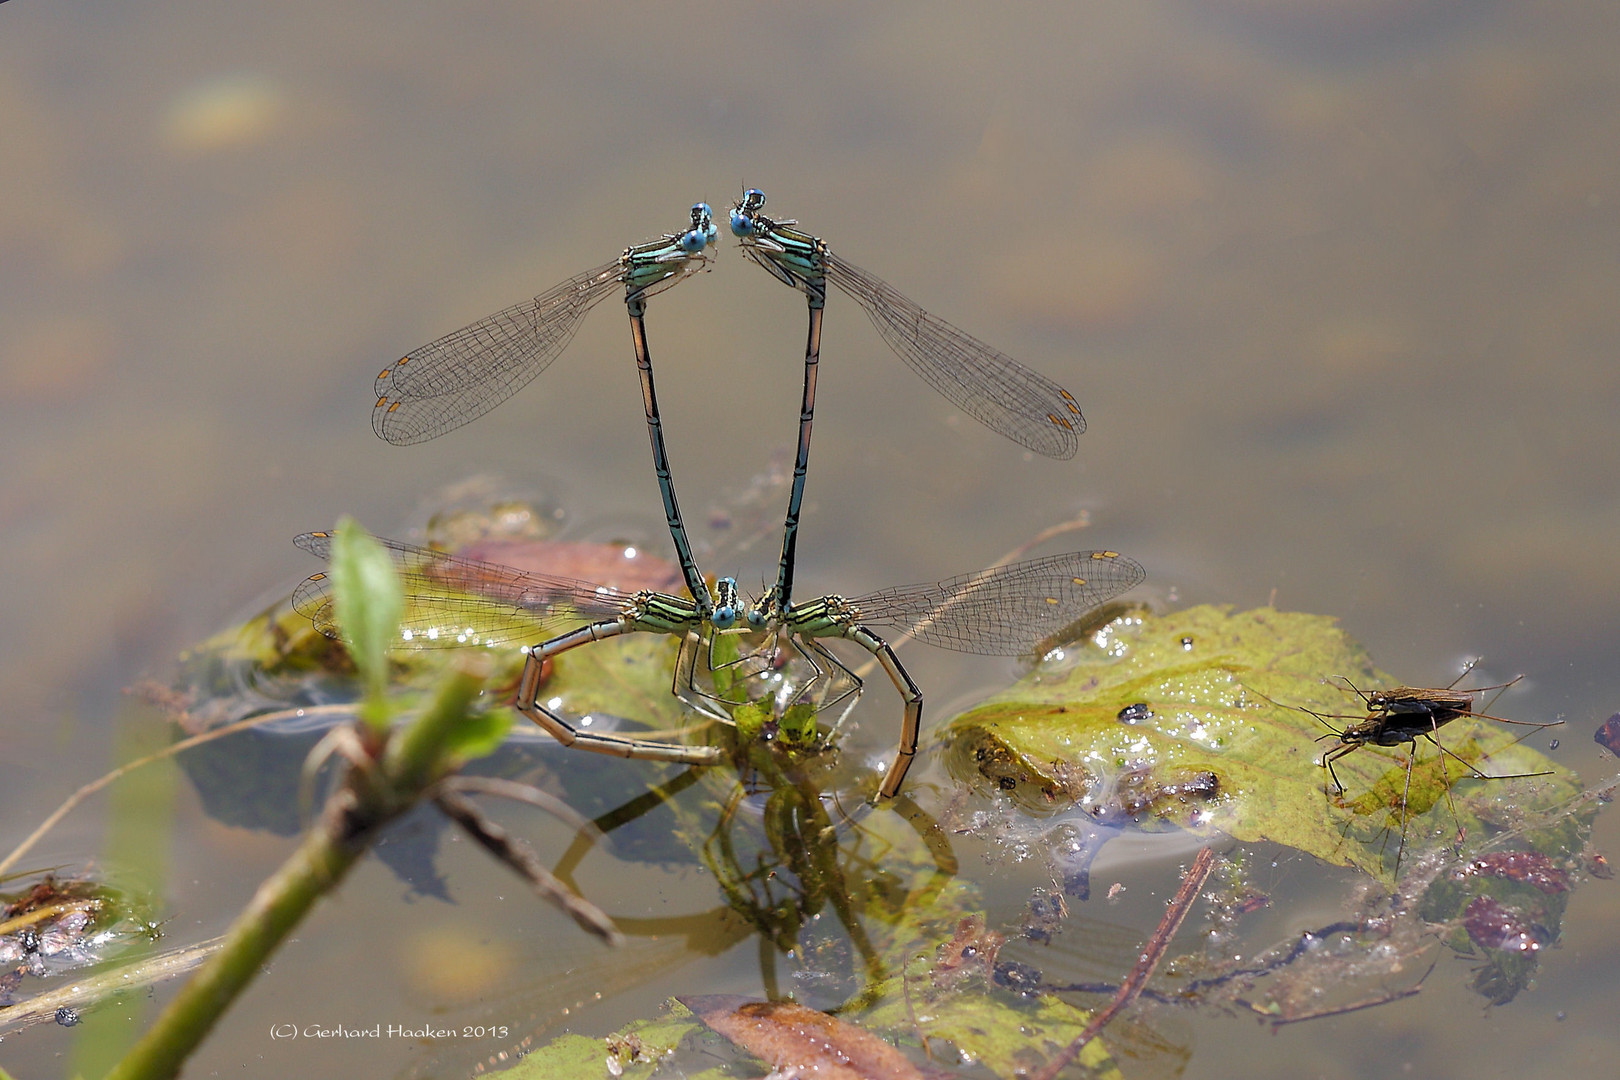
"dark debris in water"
0,874,155,1009
1463,896,1543,954
1594,713,1620,754
1460,851,1571,895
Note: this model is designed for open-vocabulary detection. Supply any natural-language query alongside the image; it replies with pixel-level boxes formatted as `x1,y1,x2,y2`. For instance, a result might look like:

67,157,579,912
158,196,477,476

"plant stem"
105,660,488,1080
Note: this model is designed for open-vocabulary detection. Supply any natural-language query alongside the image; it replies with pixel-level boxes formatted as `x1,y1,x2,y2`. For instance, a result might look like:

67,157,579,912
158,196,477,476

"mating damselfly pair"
296,191,1141,798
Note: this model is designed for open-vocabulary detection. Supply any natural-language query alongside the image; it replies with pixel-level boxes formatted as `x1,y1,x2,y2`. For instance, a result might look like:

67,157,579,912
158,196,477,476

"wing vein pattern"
844,550,1143,655
372,259,623,444
826,257,1083,459
291,531,635,648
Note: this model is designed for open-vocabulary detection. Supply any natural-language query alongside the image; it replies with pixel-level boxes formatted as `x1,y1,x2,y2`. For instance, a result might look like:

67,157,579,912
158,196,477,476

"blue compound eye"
746,608,766,628
712,605,737,629
729,209,753,237
679,229,707,253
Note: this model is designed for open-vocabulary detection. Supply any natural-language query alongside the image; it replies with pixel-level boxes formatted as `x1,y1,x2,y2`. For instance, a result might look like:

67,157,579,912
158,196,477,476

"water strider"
291,531,1144,798
371,201,722,613
1305,662,1564,874
726,188,1086,616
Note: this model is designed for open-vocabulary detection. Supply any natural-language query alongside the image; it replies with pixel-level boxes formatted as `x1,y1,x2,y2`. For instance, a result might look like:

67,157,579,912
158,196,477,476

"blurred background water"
2,1,1618,1077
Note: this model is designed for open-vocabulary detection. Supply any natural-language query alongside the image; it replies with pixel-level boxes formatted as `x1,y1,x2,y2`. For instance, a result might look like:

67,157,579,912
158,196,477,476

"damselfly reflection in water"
291,532,1144,798
1299,661,1563,875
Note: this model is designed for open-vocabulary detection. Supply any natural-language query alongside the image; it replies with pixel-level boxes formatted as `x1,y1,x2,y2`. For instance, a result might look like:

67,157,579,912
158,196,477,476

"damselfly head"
743,590,777,628
730,188,768,237
679,225,709,255
680,202,718,254
711,576,740,629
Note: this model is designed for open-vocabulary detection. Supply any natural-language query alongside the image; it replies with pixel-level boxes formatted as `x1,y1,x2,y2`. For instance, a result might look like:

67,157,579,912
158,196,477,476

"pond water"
3,2,1619,1078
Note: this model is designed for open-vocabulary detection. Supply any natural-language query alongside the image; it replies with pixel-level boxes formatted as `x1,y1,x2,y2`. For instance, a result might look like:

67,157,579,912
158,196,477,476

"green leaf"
329,518,404,727
441,705,515,763
942,604,1581,878
778,702,818,745
732,699,768,742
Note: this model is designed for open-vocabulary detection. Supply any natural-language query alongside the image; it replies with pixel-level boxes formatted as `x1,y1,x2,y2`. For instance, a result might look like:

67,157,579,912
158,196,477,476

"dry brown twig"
1033,846,1216,1080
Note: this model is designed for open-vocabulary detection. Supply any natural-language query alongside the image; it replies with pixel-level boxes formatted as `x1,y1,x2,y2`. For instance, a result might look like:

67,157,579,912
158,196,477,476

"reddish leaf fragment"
455,539,682,594
1594,713,1620,755
1462,852,1571,895
1233,890,1272,916
1463,896,1542,954
1589,853,1614,880
678,995,924,1080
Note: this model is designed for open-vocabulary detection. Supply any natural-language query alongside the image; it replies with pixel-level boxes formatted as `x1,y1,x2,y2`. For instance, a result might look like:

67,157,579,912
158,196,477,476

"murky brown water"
4,2,1619,1077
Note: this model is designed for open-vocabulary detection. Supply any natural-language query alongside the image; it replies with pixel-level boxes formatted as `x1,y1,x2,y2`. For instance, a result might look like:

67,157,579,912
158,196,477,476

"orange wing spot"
1060,389,1076,402
1093,551,1119,559
1071,577,1086,586
396,356,411,366
308,572,327,582
312,531,331,538
377,368,392,380
376,396,388,408
387,401,402,413
1044,596,1060,605
1066,401,1082,415
1048,413,1072,429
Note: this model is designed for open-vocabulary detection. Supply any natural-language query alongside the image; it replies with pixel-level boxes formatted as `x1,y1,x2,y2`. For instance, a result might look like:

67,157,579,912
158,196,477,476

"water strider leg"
1393,742,1418,877
515,620,723,764
1321,741,1359,794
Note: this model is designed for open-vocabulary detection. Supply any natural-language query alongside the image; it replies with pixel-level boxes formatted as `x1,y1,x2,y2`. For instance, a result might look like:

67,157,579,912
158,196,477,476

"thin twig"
900,949,932,1061
626,717,722,742
0,937,226,1036
0,704,354,878
437,775,601,836
1240,962,1436,1029
433,789,622,946
1033,847,1216,1080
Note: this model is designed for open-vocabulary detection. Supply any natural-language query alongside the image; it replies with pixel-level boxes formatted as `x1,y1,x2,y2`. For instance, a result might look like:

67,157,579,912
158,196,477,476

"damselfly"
291,532,1143,798
372,202,721,613
727,188,1086,614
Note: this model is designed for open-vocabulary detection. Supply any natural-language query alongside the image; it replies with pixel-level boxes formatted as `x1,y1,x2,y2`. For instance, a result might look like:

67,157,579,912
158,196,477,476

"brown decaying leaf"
678,995,926,1080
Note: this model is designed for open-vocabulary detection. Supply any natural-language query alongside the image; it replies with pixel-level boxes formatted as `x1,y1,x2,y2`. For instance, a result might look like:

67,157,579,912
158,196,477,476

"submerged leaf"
680,995,928,1080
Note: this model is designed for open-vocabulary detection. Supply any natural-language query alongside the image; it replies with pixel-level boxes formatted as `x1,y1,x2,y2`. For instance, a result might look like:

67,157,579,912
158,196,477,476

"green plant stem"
106,659,488,1080
383,655,489,789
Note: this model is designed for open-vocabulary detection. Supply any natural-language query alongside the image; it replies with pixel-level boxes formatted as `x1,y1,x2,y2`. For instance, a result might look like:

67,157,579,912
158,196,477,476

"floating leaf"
941,605,1581,879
